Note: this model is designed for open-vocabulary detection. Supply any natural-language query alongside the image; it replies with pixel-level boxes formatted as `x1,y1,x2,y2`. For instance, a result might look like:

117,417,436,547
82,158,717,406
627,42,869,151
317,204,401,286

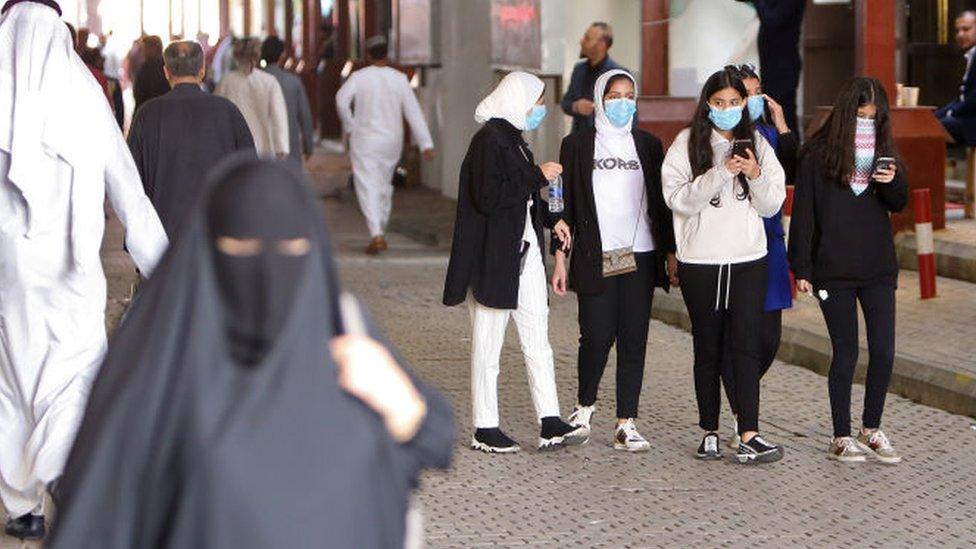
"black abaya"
49,156,454,549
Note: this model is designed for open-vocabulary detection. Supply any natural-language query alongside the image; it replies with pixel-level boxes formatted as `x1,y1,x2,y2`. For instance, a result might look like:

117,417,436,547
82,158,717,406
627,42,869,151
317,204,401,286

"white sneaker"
727,418,741,450
613,419,651,452
567,404,594,440
827,436,868,462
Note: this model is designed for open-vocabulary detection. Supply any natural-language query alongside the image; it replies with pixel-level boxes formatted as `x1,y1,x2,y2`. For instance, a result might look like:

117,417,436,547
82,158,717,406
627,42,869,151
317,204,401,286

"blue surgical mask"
525,105,547,131
747,95,765,122
604,98,637,128
708,105,743,131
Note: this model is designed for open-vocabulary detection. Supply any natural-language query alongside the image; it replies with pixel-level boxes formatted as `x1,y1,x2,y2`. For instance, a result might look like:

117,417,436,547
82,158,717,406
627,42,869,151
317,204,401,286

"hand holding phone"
730,139,752,160
872,156,896,183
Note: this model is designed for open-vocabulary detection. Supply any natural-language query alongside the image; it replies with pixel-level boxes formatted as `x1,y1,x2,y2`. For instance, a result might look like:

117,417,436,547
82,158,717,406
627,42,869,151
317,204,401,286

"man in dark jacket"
127,40,255,240
937,10,976,145
560,22,623,134
737,0,806,134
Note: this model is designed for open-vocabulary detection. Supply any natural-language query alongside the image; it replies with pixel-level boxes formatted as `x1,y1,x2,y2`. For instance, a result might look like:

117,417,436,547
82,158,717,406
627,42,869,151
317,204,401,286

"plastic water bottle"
548,175,564,213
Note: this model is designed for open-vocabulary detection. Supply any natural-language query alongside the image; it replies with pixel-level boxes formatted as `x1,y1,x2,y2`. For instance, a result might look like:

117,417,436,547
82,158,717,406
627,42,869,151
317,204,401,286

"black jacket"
787,149,908,289
443,119,552,309
551,128,676,295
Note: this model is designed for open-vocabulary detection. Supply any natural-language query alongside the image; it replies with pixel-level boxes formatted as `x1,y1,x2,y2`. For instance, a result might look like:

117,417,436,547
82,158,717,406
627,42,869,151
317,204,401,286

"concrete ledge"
651,291,976,419
895,232,976,284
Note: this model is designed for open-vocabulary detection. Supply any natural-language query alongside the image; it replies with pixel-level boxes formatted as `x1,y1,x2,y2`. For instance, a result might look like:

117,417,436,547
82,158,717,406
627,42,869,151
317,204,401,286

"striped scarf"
850,116,876,196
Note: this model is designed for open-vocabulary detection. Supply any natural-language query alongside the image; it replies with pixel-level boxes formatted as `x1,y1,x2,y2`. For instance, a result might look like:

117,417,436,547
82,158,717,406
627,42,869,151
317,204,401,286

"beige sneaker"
857,429,902,464
613,419,651,452
827,436,868,462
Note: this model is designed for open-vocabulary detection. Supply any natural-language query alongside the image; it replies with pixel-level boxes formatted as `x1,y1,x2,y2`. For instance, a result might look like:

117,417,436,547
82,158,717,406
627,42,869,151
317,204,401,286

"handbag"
601,185,646,278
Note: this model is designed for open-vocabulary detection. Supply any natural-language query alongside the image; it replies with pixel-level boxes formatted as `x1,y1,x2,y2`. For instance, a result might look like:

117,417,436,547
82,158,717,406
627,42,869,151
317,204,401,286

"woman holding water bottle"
443,72,585,454
549,69,677,450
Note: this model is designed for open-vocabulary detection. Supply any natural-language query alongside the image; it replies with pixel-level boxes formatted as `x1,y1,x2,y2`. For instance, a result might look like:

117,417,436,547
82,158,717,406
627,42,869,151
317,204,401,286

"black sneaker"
695,432,722,460
736,434,784,464
4,514,45,540
539,416,588,450
471,428,521,454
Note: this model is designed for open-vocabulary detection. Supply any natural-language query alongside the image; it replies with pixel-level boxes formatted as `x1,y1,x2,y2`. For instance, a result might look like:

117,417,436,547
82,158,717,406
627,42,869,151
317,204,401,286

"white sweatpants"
467,207,561,428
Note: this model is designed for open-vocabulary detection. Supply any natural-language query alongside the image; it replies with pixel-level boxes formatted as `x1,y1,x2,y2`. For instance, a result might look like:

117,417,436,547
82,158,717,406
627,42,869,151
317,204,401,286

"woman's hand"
873,163,897,184
551,251,568,296
737,148,762,180
331,335,427,443
764,94,790,134
796,279,813,295
725,156,743,176
553,219,572,251
540,162,563,181
667,253,679,287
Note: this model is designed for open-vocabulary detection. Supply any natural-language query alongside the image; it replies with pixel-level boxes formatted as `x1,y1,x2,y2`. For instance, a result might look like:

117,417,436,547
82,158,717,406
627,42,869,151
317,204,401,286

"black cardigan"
442,119,551,309
551,128,676,295
787,149,908,289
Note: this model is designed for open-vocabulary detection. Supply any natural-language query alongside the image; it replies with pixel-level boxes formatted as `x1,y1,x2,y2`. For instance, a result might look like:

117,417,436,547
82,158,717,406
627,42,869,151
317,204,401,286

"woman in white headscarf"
0,1,167,539
549,69,678,452
443,72,584,454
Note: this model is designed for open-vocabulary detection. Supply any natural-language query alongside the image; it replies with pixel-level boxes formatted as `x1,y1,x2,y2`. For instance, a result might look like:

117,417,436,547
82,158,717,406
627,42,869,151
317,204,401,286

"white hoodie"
661,127,785,265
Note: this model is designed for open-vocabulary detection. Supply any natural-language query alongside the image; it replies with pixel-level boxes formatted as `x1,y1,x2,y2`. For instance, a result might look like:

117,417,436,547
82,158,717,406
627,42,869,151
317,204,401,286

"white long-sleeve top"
335,65,434,151
216,69,289,157
662,128,785,265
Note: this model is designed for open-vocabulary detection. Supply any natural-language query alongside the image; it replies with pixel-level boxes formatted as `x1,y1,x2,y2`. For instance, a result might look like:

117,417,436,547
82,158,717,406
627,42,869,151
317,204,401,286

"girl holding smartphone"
662,68,786,464
788,77,907,464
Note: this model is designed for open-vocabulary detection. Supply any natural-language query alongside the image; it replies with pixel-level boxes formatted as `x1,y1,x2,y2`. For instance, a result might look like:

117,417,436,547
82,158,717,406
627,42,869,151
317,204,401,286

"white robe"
336,65,434,238
0,4,167,518
216,69,290,158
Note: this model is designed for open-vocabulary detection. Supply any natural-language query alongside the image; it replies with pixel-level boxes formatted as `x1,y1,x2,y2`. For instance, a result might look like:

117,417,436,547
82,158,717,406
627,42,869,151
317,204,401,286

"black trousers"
720,309,782,415
817,284,896,438
679,259,767,435
576,252,656,418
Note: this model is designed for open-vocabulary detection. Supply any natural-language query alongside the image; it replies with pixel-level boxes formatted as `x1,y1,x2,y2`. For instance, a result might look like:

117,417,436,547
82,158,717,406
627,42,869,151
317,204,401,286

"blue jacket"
560,56,624,134
757,123,793,311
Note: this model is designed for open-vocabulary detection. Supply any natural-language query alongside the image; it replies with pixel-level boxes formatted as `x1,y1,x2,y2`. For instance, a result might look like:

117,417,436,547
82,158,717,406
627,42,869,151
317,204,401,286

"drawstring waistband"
714,263,733,312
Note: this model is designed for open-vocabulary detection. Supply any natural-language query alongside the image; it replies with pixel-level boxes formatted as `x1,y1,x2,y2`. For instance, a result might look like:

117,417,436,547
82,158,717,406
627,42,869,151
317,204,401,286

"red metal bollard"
913,188,937,299
784,185,797,299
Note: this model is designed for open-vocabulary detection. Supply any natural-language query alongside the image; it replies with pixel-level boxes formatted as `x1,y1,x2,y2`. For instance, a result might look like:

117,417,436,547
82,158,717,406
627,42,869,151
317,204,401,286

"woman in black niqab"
49,156,454,549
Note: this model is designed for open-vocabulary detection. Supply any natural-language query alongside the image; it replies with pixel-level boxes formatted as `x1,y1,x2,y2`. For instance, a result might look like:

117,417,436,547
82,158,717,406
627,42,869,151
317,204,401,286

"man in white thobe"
0,1,167,540
336,35,435,254
216,37,289,158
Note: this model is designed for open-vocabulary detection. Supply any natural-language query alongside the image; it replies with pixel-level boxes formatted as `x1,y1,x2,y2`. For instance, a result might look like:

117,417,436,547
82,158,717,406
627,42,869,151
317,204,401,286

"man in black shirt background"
561,22,623,134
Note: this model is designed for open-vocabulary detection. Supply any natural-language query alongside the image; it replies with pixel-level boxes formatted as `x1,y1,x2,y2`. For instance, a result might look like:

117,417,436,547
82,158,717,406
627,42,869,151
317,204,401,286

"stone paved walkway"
5,151,976,548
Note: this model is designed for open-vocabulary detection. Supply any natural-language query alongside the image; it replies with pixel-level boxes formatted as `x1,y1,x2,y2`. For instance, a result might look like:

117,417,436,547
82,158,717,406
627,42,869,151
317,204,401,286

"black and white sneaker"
538,416,588,451
735,434,784,464
695,432,722,460
471,428,521,454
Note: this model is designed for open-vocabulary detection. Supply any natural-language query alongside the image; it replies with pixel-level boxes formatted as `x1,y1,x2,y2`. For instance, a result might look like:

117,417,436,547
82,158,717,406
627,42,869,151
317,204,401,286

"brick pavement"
4,152,976,547
330,226,976,548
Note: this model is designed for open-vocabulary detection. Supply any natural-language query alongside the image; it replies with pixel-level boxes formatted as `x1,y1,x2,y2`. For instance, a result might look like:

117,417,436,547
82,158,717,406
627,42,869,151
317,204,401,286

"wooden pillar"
244,0,252,35
855,0,897,101
641,0,668,96
219,0,229,37
285,0,294,45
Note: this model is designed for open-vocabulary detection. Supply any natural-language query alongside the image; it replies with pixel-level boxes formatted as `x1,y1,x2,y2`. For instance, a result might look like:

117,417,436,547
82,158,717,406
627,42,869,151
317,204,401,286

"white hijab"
474,72,545,131
593,69,638,138
0,2,122,261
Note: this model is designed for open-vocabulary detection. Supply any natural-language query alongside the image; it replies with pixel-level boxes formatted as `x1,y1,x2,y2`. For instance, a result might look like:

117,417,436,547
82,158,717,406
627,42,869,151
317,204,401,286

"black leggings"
817,284,896,438
679,259,767,435
576,252,656,418
720,309,782,416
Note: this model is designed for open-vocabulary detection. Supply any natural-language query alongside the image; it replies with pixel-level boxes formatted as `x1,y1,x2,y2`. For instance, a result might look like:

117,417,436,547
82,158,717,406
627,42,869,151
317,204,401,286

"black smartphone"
873,156,896,175
731,139,753,160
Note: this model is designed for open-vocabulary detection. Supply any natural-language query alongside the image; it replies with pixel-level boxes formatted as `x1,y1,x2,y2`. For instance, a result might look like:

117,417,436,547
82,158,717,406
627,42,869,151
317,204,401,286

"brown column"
855,0,897,101
243,0,252,35
219,0,230,37
641,0,668,96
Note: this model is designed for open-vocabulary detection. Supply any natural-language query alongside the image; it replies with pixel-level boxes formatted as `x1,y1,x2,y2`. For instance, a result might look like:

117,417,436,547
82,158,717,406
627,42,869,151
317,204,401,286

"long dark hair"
802,76,899,184
687,67,755,203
